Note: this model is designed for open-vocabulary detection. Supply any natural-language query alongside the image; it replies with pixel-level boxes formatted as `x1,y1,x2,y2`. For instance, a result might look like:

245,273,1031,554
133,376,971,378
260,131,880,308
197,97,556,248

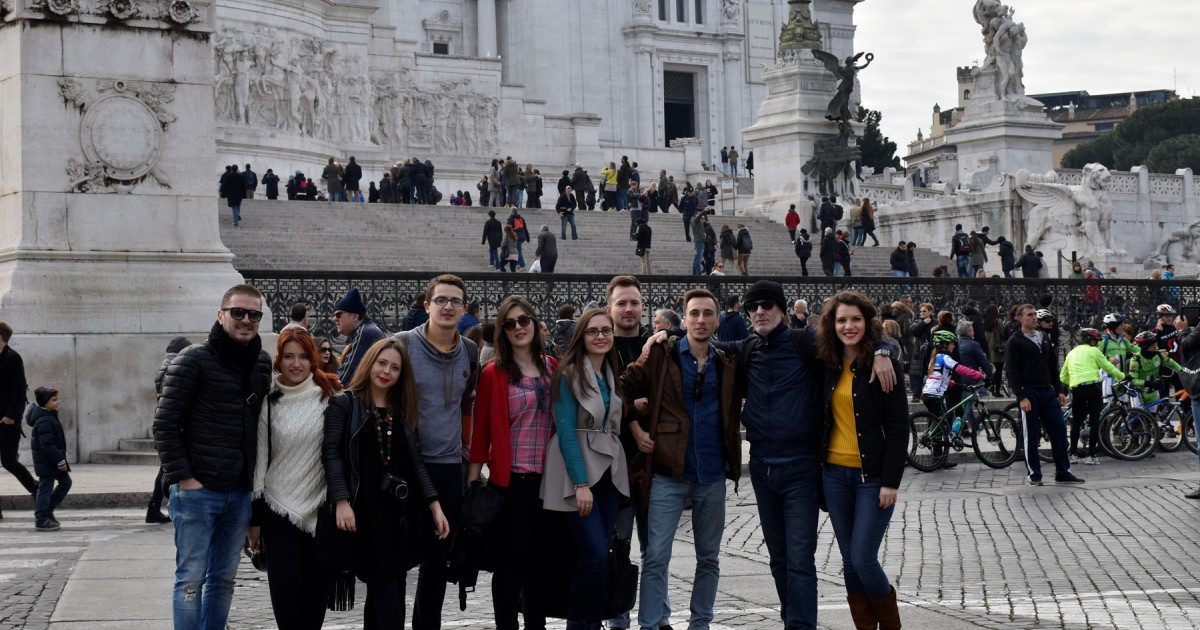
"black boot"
146,501,171,524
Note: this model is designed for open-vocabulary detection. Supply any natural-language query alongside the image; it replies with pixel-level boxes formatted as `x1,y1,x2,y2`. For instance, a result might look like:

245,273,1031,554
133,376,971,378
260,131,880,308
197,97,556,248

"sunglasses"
319,347,332,354
502,314,534,331
221,307,264,323
744,301,775,313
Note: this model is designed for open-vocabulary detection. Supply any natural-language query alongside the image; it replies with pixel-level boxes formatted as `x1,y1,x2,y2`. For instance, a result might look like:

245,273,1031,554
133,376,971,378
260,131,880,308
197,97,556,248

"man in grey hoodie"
393,274,480,629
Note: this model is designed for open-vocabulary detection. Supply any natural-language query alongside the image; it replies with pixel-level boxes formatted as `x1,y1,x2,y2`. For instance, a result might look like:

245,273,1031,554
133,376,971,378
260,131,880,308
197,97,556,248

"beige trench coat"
541,363,630,512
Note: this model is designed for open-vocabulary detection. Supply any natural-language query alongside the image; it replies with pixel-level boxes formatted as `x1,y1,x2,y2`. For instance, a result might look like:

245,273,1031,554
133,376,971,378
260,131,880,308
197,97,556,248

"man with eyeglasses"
332,287,386,386
393,274,480,629
153,284,272,630
621,288,741,630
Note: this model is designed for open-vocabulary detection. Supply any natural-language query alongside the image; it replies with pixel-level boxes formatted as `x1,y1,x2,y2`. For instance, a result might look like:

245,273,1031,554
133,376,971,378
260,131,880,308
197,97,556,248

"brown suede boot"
847,591,877,630
870,587,901,630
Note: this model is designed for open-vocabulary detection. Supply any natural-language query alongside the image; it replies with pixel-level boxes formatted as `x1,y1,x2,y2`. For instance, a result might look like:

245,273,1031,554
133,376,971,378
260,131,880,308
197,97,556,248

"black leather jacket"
322,392,438,507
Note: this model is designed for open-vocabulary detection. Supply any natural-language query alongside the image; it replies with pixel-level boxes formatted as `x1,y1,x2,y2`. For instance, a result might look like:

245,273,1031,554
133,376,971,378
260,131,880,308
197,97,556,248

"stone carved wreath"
107,0,135,19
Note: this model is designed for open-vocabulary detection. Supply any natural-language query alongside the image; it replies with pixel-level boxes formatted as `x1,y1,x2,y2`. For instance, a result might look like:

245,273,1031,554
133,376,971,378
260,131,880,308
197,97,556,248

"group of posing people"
149,275,913,630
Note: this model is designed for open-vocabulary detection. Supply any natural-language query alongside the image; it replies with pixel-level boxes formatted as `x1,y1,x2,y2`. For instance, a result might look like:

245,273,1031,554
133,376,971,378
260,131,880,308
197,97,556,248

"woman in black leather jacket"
323,338,448,629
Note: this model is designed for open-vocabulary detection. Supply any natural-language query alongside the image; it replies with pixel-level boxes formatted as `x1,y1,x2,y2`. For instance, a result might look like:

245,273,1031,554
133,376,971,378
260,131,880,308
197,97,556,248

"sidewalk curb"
1,491,149,511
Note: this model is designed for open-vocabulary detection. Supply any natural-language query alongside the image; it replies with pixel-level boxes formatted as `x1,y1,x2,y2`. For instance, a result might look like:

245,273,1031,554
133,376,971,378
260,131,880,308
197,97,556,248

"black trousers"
799,256,809,276
491,472,548,630
0,424,37,494
262,508,327,630
412,462,465,630
365,578,406,630
1070,383,1103,457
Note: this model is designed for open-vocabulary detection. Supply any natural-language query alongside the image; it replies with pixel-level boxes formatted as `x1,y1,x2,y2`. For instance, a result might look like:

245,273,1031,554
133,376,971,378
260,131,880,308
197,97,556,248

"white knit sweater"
252,374,329,535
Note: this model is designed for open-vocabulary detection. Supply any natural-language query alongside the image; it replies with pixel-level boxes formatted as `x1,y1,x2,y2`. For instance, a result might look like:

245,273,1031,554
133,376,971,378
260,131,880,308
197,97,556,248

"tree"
1061,98,1200,171
856,106,902,173
1145,134,1200,174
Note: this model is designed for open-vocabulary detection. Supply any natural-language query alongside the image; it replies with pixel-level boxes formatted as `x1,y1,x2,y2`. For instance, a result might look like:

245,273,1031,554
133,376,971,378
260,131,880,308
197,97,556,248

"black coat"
482,217,503,247
1017,251,1042,277
636,224,653,250
153,323,272,490
889,248,908,272
262,173,280,199
322,392,438,508
819,358,908,489
820,233,836,262
25,405,66,477
794,235,812,259
344,162,363,188
222,171,246,206
0,345,27,421
998,241,1016,271
906,249,919,276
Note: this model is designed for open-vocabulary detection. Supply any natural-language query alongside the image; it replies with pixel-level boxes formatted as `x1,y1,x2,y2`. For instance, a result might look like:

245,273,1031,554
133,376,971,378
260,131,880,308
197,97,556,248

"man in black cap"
703,280,896,629
332,287,386,385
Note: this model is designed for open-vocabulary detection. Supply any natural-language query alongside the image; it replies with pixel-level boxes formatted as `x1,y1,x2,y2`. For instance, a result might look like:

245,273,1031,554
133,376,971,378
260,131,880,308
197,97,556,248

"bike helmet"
932,330,957,345
1036,309,1054,322
1157,304,1176,316
1102,313,1124,326
1079,328,1102,343
1134,330,1158,349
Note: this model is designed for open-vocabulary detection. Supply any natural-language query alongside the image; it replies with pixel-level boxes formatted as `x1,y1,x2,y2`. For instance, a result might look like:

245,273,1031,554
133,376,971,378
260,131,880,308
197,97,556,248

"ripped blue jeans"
168,484,251,630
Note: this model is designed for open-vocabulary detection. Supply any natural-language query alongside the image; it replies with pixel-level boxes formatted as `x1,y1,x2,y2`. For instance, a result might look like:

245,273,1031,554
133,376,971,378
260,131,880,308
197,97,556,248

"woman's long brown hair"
344,338,419,429
274,327,342,400
552,309,620,401
492,296,550,381
815,291,883,371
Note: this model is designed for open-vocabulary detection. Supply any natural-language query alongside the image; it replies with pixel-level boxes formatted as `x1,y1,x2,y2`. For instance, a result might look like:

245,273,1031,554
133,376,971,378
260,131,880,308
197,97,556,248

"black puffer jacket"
322,392,438,508
153,323,271,491
26,405,67,477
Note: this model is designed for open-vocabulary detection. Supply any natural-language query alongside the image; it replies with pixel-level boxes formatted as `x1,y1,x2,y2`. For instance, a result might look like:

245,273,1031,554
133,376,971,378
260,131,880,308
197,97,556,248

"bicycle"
1133,388,1191,453
907,384,1021,471
1096,383,1158,461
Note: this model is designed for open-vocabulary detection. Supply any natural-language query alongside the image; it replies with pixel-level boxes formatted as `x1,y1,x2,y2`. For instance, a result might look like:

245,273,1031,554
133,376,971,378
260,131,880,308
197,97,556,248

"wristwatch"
874,348,891,357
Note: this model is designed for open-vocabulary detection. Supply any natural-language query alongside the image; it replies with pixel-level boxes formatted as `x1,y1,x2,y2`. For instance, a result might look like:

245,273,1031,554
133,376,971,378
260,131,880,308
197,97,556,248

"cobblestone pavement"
3,449,1200,629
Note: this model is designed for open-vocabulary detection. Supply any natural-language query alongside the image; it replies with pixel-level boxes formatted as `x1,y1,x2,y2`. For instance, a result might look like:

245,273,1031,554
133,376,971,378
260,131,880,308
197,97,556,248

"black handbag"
605,535,638,618
314,499,356,611
243,539,267,572
460,478,505,537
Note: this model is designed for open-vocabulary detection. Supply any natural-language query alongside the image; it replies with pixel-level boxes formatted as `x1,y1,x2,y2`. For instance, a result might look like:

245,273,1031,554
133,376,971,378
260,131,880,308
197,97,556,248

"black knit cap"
743,280,787,313
35,387,58,407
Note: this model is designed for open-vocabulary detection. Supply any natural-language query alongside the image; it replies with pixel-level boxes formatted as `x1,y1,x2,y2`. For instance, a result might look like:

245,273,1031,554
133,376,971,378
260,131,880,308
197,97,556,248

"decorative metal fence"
241,270,1200,349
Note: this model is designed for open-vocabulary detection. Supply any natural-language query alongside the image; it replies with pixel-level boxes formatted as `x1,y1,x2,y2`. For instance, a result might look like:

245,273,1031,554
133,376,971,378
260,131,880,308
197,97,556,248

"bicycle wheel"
1183,410,1198,454
973,410,1021,469
1155,404,1184,452
907,412,948,472
1101,408,1156,461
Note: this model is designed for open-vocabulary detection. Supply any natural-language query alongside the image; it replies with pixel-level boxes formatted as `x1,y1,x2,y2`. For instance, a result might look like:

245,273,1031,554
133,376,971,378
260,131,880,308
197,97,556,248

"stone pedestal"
945,66,1063,188
741,54,855,225
0,1,263,462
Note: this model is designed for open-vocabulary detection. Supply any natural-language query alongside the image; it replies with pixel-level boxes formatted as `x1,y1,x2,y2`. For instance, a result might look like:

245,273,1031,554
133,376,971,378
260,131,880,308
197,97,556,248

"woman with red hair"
246,327,341,630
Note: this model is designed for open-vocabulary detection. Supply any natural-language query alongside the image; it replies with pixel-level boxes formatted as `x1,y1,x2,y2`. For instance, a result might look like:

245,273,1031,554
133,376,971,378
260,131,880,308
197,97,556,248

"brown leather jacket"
620,337,742,486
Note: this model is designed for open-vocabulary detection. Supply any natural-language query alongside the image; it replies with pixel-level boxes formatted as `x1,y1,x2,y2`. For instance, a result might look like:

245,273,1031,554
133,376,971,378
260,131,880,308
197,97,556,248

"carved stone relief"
213,27,501,155
721,0,740,22
19,0,200,23
59,78,175,193
1015,163,1123,257
632,0,651,14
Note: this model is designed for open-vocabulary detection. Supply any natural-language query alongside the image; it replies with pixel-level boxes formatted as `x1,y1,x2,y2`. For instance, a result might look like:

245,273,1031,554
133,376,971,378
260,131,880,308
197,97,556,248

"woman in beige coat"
541,308,628,629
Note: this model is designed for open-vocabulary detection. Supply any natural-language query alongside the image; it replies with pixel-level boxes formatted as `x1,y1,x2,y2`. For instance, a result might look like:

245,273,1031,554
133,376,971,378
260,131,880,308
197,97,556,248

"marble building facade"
211,0,864,189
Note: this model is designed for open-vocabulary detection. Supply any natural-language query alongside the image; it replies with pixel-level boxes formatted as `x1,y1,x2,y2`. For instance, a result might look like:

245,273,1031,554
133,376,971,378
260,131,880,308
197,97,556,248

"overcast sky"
853,0,1199,162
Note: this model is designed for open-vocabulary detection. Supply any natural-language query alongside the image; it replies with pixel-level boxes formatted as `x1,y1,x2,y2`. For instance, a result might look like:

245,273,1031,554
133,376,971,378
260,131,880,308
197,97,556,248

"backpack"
739,232,753,252
512,216,526,233
953,233,971,255
834,204,844,220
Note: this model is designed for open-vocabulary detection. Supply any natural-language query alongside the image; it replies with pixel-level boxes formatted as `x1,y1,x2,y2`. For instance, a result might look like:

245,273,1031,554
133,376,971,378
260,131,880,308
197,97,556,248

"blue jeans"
608,506,664,629
562,213,578,240
565,483,621,624
639,476,725,630
617,188,628,211
693,241,705,275
956,255,971,278
168,484,252,630
35,470,71,525
1020,387,1071,481
488,247,500,269
516,241,526,268
230,205,241,224
821,464,894,599
749,456,819,630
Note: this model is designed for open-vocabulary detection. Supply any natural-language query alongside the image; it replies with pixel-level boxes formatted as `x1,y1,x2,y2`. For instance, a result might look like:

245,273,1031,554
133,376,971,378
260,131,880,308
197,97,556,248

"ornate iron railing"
241,270,1200,349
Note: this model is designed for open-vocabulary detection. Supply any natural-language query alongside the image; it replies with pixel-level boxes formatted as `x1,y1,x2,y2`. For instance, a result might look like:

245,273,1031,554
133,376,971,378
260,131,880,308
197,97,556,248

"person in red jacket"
468,296,558,630
785,204,801,242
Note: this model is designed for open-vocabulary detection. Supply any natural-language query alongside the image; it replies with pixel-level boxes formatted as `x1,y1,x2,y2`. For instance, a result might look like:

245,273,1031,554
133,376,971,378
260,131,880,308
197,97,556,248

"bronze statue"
778,0,822,54
811,49,873,123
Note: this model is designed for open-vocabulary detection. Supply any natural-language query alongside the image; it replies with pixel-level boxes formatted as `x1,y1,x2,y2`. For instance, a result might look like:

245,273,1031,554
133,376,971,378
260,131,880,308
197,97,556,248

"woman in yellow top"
600,162,618,210
816,291,909,630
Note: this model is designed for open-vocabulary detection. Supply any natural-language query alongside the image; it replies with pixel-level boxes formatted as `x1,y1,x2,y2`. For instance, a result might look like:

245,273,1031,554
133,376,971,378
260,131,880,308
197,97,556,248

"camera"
379,472,410,501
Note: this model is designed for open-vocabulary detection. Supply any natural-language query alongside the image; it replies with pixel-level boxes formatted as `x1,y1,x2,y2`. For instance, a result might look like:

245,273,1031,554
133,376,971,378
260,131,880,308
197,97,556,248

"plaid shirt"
508,374,554,474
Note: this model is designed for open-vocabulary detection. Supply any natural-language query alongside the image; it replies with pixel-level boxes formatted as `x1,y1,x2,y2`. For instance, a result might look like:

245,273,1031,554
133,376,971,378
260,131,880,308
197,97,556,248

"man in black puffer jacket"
153,284,272,630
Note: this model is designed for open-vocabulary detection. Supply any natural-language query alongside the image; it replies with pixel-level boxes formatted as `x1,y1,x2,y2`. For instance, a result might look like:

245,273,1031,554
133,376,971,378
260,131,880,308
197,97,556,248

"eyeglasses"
502,314,534,331
694,371,706,402
221,307,264,323
585,327,615,338
744,301,775,313
431,296,466,308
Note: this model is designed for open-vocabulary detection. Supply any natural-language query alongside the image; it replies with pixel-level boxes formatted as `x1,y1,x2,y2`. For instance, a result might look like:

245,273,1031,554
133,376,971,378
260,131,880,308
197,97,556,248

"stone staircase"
90,437,159,466
220,200,947,276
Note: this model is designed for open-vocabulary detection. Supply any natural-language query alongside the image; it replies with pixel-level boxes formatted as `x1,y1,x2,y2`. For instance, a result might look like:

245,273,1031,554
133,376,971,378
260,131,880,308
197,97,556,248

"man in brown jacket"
620,287,742,630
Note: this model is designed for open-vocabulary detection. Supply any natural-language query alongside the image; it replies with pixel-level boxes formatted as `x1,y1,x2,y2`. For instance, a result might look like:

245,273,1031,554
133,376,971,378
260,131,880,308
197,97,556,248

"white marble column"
634,47,655,147
477,0,497,58
724,51,744,149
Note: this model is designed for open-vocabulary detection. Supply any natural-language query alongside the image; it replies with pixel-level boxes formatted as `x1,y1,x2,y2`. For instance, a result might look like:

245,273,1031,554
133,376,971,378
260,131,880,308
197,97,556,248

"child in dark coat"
26,387,70,531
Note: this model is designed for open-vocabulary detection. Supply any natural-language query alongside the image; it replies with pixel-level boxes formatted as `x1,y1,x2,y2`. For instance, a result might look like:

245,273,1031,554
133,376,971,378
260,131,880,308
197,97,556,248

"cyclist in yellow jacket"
1059,329,1125,465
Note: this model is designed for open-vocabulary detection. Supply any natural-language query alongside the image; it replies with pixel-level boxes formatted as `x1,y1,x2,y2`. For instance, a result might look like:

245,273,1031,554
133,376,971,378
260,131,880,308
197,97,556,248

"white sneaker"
1068,454,1078,464
1085,456,1100,465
